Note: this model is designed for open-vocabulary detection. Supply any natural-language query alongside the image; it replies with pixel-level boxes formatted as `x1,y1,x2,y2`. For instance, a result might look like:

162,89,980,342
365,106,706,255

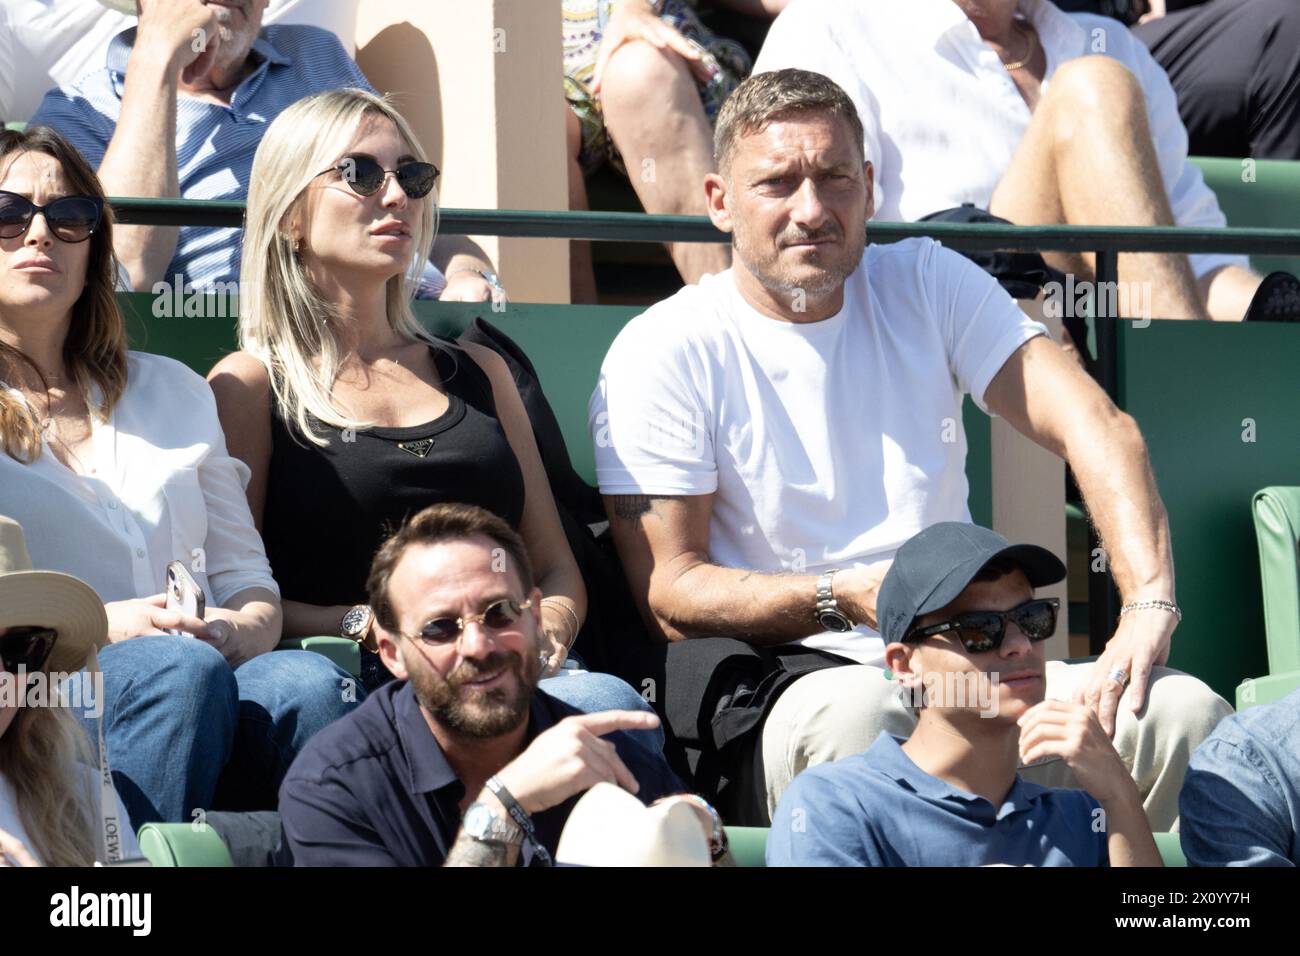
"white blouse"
0,351,278,607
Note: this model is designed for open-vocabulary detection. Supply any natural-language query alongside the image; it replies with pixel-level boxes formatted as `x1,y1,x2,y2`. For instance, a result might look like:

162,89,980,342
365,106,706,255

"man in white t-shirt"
589,68,1230,827
751,0,1272,323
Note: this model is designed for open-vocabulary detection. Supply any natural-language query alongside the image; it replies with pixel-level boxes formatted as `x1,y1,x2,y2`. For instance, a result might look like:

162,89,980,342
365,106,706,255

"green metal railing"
108,198,1300,255
108,197,1300,651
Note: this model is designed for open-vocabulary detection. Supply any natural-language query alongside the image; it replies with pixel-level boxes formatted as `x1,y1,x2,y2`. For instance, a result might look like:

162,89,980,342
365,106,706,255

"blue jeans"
76,636,361,830
539,660,665,754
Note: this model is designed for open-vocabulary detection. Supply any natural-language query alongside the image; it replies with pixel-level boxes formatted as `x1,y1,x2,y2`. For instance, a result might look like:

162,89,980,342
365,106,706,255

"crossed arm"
603,492,889,645
607,333,1177,734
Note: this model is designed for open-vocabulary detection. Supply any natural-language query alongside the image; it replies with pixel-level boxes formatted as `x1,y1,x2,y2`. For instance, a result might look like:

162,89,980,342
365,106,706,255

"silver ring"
1106,667,1130,686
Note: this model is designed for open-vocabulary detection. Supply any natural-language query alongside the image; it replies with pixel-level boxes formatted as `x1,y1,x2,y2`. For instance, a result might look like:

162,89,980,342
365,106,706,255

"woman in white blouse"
0,125,356,829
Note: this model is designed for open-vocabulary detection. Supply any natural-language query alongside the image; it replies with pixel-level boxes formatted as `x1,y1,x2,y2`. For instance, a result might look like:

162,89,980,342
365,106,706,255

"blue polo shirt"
30,24,372,291
768,733,1110,867
279,680,684,867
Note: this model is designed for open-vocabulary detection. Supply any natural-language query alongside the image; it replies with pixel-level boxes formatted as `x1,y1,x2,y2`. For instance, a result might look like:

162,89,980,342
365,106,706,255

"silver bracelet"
540,598,581,646
1119,599,1182,620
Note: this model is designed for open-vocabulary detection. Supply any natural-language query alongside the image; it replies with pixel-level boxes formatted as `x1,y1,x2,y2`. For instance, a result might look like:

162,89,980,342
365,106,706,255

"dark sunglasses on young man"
0,191,103,243
315,155,439,199
904,597,1060,654
411,598,532,645
0,626,58,674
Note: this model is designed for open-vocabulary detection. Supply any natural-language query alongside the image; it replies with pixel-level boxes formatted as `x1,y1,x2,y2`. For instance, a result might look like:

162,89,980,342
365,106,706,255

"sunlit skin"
289,114,425,304
374,538,544,760
704,112,874,324
889,569,1047,736
0,152,91,332
885,568,1047,803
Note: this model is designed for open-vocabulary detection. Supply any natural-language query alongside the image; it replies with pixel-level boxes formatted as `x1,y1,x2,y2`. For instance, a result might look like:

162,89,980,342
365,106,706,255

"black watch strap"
486,776,553,867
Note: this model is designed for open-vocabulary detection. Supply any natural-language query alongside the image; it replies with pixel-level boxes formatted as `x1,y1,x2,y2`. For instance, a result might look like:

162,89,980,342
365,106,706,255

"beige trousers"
761,660,1233,832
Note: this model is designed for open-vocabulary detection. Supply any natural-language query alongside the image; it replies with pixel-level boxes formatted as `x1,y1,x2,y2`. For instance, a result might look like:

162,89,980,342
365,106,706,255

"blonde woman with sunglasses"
210,89,661,746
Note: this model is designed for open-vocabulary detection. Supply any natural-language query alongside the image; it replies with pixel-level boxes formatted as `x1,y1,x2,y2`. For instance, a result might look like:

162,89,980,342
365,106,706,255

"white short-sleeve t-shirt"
589,237,1047,665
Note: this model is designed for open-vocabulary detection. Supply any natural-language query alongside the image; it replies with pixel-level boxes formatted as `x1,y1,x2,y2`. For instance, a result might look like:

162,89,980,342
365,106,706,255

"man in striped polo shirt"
30,0,497,301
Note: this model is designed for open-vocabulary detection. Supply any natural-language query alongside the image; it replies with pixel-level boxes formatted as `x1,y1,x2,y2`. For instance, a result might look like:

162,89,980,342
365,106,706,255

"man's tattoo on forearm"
445,835,513,867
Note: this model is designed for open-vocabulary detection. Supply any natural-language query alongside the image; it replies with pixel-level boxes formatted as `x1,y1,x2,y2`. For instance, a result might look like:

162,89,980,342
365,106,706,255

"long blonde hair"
0,127,129,463
240,88,439,446
0,703,99,866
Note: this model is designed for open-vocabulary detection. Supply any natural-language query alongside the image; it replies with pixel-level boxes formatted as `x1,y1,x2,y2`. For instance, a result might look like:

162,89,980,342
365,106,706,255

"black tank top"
261,338,526,607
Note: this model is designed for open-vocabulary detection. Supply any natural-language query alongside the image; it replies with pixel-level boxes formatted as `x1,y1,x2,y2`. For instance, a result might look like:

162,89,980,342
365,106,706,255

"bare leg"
990,55,1208,320
1199,264,1262,322
599,39,730,284
566,107,599,304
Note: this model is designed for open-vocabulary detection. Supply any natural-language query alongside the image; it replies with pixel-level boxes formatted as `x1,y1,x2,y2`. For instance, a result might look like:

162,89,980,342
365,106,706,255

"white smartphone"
164,561,205,636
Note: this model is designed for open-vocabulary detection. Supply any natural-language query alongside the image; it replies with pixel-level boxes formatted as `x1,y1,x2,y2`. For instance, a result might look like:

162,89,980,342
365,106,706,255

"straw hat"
556,783,712,867
0,516,107,674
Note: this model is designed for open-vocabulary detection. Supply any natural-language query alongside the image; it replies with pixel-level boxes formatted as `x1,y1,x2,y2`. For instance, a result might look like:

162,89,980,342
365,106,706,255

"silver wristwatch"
452,268,506,298
815,569,854,632
462,801,525,846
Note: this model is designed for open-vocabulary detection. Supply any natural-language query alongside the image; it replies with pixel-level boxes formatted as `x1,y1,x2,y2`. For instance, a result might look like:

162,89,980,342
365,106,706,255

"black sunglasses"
410,598,532,645
1,626,58,674
0,191,103,243
315,155,439,199
904,598,1060,653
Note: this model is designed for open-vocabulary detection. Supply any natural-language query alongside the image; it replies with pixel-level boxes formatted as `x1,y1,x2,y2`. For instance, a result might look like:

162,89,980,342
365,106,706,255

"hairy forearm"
608,493,881,644
1066,409,1175,603
654,561,829,645
97,47,182,290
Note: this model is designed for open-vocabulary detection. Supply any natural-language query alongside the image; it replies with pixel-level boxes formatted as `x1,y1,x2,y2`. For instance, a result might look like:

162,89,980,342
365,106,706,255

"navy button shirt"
768,732,1110,867
279,680,683,866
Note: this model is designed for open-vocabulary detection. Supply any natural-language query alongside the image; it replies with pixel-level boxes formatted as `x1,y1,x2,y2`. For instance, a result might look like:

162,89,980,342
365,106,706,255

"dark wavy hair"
0,125,128,462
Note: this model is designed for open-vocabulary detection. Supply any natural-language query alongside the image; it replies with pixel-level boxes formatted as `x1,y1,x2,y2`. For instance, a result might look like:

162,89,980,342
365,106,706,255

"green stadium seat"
1236,670,1300,710
727,825,1185,867
1234,486,1300,709
1251,487,1300,676
137,822,234,867
275,636,361,677
1190,156,1300,277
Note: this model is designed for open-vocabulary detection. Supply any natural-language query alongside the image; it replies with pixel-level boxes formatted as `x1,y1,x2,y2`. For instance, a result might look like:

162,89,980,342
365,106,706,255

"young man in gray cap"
768,522,1161,866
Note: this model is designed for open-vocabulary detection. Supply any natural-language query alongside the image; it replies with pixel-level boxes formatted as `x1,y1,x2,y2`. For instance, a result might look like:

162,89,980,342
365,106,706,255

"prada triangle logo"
397,438,435,458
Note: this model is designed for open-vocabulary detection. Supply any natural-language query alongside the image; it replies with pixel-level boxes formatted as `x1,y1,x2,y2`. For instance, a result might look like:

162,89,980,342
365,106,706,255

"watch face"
818,610,854,633
341,605,371,637
464,803,494,838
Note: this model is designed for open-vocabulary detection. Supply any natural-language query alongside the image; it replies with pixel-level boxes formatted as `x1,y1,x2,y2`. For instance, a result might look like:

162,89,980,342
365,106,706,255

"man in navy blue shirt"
279,502,698,867
768,522,1161,867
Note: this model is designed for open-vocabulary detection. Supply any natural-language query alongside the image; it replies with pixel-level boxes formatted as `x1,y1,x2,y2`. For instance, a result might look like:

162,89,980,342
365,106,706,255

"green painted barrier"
1191,156,1300,278
1118,319,1300,700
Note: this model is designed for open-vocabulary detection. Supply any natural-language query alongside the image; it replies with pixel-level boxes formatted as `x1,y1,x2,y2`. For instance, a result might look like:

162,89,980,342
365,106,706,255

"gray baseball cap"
877,522,1066,646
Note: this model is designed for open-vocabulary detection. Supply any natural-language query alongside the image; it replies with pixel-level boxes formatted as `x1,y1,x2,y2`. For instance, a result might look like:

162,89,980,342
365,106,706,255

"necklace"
1001,20,1038,72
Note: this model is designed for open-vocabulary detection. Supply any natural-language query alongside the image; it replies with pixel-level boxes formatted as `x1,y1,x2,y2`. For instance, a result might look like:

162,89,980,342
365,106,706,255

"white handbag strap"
84,647,123,864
